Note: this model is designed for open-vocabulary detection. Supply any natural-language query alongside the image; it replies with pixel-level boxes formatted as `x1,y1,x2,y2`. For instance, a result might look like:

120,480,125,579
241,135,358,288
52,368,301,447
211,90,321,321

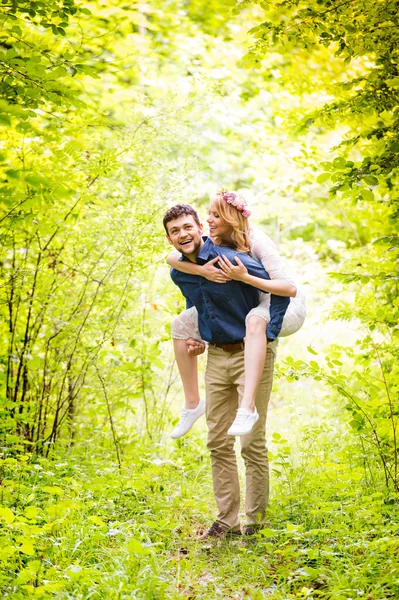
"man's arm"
185,296,194,310
170,267,194,309
267,295,290,341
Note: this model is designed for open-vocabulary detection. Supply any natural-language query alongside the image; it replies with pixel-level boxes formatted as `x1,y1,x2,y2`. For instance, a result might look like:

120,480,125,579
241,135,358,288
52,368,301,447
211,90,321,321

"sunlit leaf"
127,539,152,556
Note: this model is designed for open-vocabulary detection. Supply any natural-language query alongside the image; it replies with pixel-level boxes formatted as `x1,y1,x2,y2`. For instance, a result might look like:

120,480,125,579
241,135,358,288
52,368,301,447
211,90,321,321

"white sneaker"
170,398,206,439
227,407,259,436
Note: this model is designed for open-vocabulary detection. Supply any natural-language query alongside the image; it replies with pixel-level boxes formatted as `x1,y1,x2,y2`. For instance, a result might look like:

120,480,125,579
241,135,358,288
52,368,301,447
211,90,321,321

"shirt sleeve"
170,267,195,310
250,228,298,289
267,295,290,340
224,249,291,341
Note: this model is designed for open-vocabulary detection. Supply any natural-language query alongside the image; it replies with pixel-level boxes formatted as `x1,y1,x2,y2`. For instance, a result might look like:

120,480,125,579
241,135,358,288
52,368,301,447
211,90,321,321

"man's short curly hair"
163,204,201,234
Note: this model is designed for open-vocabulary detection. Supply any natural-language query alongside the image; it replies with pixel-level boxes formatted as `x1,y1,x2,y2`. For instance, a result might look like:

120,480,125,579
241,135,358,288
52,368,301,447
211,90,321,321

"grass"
1,422,398,600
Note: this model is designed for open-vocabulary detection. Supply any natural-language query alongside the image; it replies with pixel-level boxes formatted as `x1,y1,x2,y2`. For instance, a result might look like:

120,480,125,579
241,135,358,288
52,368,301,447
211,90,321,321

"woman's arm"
250,229,298,295
243,273,296,296
218,255,297,297
166,251,230,283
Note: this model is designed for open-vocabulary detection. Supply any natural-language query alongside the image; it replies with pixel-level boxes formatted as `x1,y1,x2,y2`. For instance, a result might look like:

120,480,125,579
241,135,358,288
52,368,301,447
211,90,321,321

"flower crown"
216,189,251,218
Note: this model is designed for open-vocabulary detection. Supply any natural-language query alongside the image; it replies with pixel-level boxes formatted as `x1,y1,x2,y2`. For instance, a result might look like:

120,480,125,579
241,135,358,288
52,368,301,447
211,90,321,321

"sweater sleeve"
250,228,298,290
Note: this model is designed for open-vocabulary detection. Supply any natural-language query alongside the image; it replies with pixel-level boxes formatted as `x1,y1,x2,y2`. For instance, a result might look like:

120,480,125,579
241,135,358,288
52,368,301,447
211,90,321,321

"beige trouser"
205,344,276,530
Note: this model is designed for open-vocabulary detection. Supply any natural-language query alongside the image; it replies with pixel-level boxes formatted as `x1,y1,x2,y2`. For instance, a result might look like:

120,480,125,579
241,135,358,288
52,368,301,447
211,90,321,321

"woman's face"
207,202,234,240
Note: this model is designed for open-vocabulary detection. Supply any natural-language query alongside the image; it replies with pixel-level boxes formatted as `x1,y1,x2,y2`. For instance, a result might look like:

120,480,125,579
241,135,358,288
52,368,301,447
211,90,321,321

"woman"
167,189,306,438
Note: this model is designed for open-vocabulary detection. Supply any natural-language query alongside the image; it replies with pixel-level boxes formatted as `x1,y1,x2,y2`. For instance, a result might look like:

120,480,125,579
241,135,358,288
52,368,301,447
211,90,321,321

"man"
163,204,289,538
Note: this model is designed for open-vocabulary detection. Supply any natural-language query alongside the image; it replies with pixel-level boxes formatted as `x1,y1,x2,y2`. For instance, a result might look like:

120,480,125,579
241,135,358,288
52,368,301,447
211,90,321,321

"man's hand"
200,257,231,283
218,255,248,281
186,337,206,356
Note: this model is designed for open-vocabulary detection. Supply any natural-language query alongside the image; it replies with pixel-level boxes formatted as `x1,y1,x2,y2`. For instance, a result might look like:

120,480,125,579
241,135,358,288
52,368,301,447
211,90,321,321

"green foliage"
0,0,208,451
283,345,399,494
0,433,398,599
0,1,91,119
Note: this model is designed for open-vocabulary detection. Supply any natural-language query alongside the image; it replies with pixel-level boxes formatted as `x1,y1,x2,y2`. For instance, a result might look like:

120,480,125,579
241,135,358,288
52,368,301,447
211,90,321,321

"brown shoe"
201,522,241,539
244,524,263,537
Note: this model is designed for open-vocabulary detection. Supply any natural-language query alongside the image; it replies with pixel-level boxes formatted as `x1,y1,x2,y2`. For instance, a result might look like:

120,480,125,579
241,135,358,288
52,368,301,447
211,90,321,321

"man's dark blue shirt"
170,237,290,344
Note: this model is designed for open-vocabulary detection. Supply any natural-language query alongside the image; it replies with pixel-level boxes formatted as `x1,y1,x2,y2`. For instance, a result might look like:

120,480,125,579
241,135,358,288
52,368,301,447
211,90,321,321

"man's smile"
165,213,204,260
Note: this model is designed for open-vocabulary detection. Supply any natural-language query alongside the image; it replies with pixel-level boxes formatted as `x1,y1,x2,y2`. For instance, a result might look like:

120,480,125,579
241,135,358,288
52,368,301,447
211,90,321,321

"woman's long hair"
211,195,251,254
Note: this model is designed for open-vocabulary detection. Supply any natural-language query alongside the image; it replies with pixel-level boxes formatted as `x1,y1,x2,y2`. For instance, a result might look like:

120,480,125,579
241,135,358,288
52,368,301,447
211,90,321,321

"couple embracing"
163,190,306,539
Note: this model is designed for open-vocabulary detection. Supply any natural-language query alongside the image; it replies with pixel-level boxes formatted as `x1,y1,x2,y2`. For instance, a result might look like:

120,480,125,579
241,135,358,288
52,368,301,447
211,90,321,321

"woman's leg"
240,316,267,412
173,338,202,410
171,338,206,439
170,309,206,439
171,309,205,409
227,315,268,436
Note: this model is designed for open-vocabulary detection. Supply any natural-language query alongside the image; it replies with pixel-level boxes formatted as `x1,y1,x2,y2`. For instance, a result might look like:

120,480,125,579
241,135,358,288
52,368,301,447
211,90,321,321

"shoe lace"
232,410,250,428
177,410,189,426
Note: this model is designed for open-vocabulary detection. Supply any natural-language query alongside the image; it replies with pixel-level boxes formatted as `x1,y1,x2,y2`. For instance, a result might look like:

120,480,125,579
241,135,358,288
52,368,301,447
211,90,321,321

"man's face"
166,214,204,261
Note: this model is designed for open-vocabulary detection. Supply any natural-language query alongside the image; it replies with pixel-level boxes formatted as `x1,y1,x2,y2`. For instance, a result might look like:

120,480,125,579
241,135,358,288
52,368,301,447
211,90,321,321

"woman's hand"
218,255,248,281
186,338,206,356
201,257,231,283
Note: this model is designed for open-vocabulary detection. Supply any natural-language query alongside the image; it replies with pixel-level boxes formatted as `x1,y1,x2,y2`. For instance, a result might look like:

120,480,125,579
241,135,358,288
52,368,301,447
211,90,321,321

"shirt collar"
197,236,215,264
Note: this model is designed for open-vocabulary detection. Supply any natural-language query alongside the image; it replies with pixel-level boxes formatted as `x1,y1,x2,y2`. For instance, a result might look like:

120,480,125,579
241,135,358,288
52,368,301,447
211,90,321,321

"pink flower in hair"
224,192,236,203
217,188,251,218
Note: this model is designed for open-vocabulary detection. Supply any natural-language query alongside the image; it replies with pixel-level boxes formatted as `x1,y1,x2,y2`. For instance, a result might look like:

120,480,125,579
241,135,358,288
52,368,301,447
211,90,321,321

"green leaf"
0,507,15,524
25,175,48,188
307,346,318,355
317,172,330,183
88,515,106,526
332,157,346,169
5,169,21,179
307,528,331,535
364,175,378,186
128,539,152,556
360,189,374,201
309,360,319,370
259,528,278,538
27,560,41,574
25,506,40,519
285,522,304,532
20,541,35,556
0,113,11,126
